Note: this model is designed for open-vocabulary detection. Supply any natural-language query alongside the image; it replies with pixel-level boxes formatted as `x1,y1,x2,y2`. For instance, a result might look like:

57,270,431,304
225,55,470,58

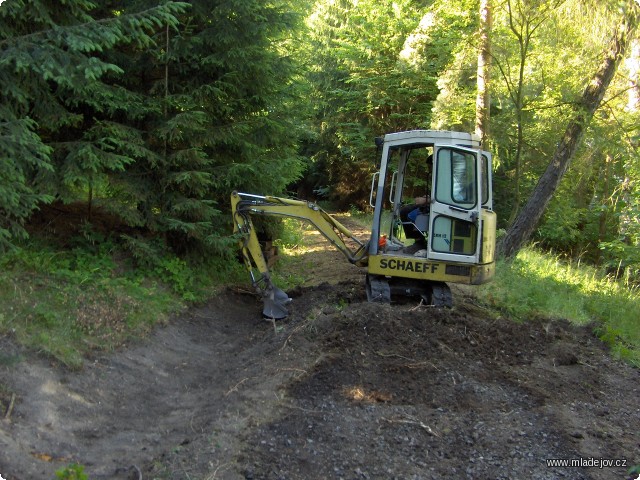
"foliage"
432,0,640,276
108,0,308,250
0,110,53,248
2,0,638,272
0,0,189,250
301,0,476,208
0,238,246,367
0,0,307,254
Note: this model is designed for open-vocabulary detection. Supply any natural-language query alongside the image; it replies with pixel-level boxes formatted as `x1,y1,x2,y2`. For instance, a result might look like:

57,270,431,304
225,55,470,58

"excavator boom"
231,191,368,318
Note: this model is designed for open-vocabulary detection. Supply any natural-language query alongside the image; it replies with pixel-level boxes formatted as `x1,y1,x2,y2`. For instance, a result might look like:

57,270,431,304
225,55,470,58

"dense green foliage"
0,0,306,253
299,0,478,206
0,0,187,247
433,0,640,275
2,0,638,272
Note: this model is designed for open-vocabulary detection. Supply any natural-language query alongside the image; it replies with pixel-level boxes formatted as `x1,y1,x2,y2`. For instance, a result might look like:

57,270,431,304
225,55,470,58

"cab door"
428,146,483,264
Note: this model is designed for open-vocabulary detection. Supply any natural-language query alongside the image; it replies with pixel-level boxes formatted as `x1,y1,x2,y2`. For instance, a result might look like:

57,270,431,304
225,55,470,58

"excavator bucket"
262,285,291,319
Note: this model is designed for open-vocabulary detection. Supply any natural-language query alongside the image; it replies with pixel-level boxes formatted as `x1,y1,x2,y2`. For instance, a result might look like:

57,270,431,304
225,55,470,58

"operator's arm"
414,195,431,206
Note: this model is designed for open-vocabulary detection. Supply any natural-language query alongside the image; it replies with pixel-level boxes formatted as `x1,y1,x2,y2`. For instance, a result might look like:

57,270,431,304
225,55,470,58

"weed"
55,464,87,480
0,227,254,366
0,240,196,367
154,256,196,301
273,217,305,249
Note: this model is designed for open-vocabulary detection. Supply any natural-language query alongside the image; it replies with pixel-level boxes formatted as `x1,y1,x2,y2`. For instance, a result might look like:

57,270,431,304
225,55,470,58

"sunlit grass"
478,247,640,366
270,219,324,288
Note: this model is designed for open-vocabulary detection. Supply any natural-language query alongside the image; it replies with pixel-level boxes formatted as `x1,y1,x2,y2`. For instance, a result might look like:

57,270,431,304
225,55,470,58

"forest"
1,0,639,281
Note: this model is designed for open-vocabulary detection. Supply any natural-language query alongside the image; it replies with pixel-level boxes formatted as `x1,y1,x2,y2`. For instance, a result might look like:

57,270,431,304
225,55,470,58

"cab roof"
383,130,480,149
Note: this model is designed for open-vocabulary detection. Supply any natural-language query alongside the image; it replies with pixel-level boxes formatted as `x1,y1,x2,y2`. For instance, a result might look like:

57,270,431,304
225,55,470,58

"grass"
270,217,323,288
0,239,247,368
477,247,640,366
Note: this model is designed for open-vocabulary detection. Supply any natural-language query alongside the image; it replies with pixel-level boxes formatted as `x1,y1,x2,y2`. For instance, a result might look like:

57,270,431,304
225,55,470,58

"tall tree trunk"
497,4,639,258
503,0,542,225
475,0,492,147
626,38,640,110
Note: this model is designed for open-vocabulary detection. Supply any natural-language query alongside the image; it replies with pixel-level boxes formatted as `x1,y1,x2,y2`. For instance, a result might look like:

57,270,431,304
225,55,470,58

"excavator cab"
366,130,496,305
231,130,496,318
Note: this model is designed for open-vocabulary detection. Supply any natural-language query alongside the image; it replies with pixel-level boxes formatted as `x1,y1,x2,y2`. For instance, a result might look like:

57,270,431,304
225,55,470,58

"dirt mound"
241,284,639,480
0,269,638,479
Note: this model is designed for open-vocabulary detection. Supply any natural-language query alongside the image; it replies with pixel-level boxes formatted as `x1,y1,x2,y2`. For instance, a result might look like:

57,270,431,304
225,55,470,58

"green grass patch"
478,247,640,366
0,239,247,368
270,218,319,288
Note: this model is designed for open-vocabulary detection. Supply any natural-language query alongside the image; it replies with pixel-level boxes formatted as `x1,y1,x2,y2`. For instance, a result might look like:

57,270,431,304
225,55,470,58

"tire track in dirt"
0,291,302,479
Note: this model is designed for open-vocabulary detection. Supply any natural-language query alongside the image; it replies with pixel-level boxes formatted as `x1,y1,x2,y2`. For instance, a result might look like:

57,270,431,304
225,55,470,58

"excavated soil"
0,217,639,480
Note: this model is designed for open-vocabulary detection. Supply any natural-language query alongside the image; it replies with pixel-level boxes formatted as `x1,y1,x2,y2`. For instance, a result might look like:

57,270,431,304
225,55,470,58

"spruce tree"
0,0,187,249
111,0,307,251
1,0,306,253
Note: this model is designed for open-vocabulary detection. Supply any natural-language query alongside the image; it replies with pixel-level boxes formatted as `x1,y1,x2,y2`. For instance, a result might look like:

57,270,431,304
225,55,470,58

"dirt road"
0,217,638,479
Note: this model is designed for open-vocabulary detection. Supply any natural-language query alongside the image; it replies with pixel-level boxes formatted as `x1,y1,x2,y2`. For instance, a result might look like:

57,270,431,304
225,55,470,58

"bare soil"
1,217,639,480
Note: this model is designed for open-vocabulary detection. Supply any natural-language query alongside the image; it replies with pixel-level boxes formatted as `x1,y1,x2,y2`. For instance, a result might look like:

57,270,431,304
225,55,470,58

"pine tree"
1,0,306,253
0,0,187,249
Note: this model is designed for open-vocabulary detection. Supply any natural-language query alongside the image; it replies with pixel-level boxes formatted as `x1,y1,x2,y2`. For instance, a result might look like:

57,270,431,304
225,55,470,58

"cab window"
435,148,477,209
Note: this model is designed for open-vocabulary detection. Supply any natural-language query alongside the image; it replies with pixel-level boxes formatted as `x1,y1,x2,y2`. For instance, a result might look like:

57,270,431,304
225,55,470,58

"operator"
399,194,430,254
399,153,433,254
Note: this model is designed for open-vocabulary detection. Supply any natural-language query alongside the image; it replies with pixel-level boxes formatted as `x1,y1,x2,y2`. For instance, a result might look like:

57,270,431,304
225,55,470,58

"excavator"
231,129,496,318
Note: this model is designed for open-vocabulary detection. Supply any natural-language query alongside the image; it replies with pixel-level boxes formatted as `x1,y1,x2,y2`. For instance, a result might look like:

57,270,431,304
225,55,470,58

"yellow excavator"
231,130,496,318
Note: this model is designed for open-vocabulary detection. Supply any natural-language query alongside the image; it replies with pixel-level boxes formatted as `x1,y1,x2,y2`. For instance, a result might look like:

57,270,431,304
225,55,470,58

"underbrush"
0,238,247,368
478,248,640,366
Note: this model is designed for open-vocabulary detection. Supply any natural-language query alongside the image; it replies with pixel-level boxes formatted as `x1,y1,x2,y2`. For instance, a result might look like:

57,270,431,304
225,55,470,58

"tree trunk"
475,0,492,147
596,154,613,265
626,38,640,110
497,5,639,258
